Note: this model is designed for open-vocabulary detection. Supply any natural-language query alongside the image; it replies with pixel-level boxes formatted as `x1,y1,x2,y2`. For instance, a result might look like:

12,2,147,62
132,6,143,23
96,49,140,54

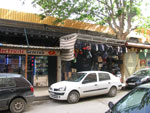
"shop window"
0,55,6,73
98,73,110,81
83,73,97,84
0,55,25,75
35,56,48,76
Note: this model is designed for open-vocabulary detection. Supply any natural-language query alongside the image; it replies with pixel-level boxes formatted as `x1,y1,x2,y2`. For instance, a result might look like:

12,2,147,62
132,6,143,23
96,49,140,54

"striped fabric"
60,34,77,61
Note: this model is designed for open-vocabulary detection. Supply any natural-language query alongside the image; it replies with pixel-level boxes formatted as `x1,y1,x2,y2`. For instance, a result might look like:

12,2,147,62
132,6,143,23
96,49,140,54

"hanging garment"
122,46,127,53
104,44,109,51
139,52,146,59
91,43,98,52
101,51,108,59
98,44,105,52
146,52,150,59
118,46,123,56
108,46,113,56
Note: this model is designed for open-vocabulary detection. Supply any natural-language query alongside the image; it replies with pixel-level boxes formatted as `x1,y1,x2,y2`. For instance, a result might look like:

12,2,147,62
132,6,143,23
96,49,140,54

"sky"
0,0,40,14
0,0,149,16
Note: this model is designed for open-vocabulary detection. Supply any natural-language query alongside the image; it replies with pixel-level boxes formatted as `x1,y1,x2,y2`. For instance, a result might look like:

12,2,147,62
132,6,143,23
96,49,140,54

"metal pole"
25,54,28,79
24,28,29,80
57,56,61,82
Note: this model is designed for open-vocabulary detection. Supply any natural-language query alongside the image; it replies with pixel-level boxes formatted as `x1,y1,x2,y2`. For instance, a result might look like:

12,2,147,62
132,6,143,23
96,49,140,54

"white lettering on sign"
27,50,44,55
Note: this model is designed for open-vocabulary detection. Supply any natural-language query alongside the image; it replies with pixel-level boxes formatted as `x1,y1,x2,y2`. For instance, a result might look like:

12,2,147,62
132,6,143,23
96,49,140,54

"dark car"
126,68,150,88
0,73,34,113
106,83,150,113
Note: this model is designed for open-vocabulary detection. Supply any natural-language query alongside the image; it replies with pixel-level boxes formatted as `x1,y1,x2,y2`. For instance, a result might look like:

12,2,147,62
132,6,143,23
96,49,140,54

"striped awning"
60,34,77,61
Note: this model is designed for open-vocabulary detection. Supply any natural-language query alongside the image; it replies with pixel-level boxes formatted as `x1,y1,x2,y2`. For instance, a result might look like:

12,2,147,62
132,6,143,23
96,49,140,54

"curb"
34,95,50,101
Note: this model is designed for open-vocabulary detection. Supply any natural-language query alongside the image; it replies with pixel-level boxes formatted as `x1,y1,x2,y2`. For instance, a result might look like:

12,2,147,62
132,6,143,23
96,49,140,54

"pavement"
34,87,50,101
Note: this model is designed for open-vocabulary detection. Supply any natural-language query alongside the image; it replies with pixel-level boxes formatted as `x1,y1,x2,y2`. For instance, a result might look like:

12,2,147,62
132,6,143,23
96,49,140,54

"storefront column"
57,56,61,82
121,55,125,83
25,54,28,79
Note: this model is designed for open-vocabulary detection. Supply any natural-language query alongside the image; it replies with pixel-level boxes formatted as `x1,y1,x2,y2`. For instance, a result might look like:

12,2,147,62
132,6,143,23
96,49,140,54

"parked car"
49,71,122,103
0,73,34,113
126,68,150,88
106,83,150,113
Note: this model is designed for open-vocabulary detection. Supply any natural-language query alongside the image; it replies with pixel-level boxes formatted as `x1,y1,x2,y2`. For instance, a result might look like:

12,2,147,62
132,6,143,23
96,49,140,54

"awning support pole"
24,28,29,80
24,28,29,46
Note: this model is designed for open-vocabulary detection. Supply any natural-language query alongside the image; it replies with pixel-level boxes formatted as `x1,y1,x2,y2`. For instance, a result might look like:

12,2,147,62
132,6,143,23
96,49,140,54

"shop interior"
62,40,127,80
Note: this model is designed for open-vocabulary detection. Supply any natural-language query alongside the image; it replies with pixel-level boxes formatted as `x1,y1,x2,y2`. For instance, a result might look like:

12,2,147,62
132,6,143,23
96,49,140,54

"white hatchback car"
49,71,122,103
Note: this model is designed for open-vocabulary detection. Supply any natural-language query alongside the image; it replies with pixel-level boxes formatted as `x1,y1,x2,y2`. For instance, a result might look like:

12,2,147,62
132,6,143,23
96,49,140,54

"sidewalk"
34,87,50,101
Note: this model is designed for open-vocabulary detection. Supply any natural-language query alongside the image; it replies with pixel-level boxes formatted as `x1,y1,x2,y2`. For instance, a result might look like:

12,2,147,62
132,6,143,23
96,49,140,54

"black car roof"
0,73,22,78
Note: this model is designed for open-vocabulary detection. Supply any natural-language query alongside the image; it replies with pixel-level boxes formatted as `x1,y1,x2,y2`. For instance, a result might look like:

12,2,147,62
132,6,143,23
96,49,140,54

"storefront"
0,45,61,87
123,42,150,82
60,33,126,80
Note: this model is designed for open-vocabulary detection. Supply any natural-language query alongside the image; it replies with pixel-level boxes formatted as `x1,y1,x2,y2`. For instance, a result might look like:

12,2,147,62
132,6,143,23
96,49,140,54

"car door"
97,72,112,94
80,73,99,97
0,77,16,109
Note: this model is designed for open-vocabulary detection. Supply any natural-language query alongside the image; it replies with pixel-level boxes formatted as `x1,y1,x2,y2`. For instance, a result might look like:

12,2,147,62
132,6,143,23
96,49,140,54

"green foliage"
31,0,150,40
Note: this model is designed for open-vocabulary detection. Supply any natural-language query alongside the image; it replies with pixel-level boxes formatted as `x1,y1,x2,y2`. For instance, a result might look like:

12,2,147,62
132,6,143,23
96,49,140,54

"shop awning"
126,42,150,49
0,43,64,50
0,43,70,56
60,33,126,61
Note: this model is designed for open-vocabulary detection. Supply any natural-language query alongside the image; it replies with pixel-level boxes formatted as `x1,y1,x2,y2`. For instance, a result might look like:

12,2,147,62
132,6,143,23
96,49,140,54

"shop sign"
27,50,59,56
0,48,25,54
48,51,56,55
0,47,60,56
27,50,44,55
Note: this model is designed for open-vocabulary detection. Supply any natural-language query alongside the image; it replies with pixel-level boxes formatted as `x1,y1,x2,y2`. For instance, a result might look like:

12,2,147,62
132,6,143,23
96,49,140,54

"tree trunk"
117,33,128,40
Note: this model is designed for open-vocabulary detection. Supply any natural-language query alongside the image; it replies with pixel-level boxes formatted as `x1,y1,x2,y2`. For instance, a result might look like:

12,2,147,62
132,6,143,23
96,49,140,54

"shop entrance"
32,56,49,87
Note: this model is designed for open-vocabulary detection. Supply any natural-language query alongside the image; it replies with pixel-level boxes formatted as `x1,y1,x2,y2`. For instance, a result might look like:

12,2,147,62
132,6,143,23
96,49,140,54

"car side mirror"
82,80,89,84
108,101,114,109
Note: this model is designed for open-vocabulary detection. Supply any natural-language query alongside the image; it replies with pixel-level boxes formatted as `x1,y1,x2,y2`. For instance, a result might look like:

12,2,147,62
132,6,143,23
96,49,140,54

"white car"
49,71,122,103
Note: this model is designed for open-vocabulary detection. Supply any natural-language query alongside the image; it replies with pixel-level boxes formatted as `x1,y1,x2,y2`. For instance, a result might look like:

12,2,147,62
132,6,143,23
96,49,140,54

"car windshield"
66,72,87,82
134,69,150,76
112,87,150,113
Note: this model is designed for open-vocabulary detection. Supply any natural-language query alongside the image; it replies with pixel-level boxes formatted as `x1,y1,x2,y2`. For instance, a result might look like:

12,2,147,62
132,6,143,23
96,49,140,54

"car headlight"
58,86,66,91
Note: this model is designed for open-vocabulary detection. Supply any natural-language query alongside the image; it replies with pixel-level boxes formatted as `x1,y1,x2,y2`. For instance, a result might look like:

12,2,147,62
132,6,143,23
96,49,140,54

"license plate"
50,92,54,95
128,83,135,85
50,92,59,98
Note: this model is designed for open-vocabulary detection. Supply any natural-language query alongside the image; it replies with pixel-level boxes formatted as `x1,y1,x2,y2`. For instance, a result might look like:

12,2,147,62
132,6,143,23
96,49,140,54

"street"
28,90,128,113
2,90,129,113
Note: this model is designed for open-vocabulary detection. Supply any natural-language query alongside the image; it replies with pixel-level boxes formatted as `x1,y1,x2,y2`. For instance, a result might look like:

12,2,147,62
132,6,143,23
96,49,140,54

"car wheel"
67,91,80,104
10,98,26,113
108,87,117,97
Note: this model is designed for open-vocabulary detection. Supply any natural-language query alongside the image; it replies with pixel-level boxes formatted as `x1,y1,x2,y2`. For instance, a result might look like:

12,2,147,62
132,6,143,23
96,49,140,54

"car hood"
127,75,149,82
51,81,79,88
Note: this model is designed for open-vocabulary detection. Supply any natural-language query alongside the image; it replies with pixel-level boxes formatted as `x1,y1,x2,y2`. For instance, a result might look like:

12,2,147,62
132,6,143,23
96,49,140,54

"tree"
32,0,146,40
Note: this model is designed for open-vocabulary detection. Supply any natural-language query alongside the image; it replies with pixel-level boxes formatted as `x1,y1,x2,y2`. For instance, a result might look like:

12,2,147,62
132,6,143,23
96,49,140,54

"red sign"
0,48,25,54
0,48,59,56
48,51,56,55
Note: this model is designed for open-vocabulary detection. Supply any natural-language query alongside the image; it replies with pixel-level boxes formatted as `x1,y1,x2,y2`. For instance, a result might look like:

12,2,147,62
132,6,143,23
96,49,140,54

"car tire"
10,98,26,113
67,91,80,104
108,87,117,97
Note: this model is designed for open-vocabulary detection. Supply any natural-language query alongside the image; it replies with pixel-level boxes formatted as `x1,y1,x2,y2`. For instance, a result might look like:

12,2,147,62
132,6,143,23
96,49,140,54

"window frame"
98,73,110,81
0,77,16,88
82,73,97,84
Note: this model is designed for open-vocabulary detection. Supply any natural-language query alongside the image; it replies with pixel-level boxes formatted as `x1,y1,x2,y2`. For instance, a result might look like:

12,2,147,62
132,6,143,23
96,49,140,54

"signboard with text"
0,47,60,56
